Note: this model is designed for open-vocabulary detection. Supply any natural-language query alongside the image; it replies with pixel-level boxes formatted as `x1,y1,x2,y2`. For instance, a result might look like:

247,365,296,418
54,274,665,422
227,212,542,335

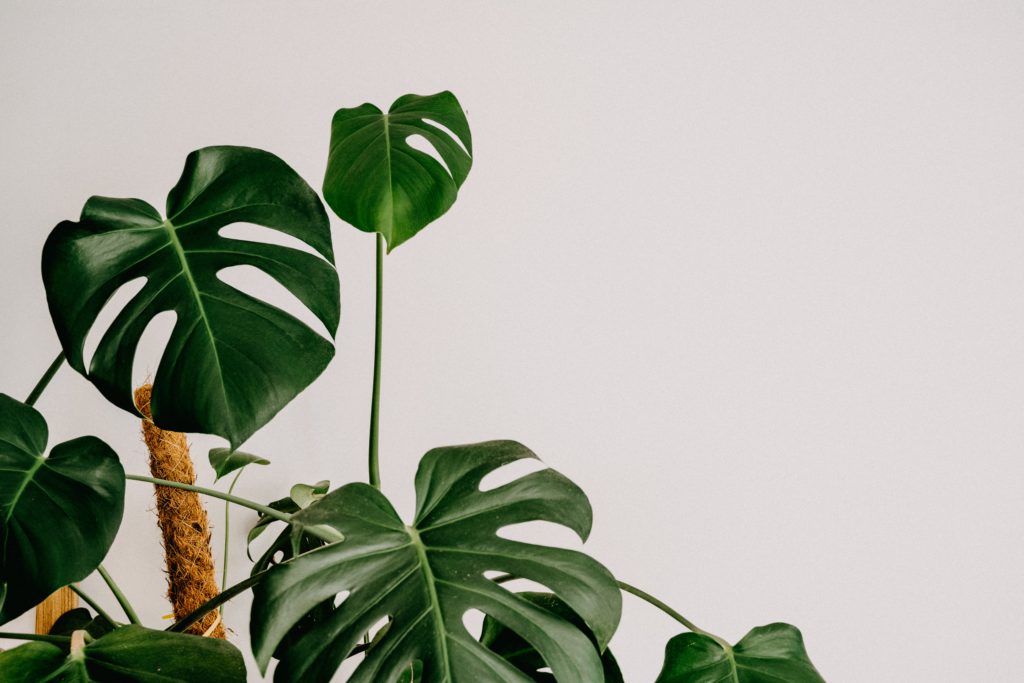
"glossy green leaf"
250,440,621,683
481,592,624,683
0,394,124,624
323,91,473,250
0,625,247,682
42,145,340,449
655,623,826,683
209,447,270,482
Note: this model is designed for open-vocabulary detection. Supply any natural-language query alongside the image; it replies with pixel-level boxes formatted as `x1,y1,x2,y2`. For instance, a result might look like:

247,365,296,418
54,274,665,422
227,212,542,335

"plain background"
2,2,1023,680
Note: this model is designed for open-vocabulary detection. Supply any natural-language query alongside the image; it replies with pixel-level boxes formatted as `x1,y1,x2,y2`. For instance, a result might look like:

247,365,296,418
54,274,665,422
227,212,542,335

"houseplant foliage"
0,90,827,682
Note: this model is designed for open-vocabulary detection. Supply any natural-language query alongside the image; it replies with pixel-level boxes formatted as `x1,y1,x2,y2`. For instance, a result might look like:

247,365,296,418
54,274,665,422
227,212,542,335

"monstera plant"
0,91,828,682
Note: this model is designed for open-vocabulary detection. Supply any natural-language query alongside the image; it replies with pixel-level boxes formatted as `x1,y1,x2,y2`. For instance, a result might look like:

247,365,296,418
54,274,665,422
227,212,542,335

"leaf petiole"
368,232,384,489
97,564,140,625
25,352,65,406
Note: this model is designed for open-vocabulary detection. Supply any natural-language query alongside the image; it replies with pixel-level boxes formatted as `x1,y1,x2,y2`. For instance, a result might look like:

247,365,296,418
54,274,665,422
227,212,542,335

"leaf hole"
333,590,350,608
215,265,333,341
82,277,147,371
423,118,470,157
218,223,326,260
496,521,584,551
131,310,177,392
478,458,548,492
405,134,453,178
462,608,485,639
273,550,285,564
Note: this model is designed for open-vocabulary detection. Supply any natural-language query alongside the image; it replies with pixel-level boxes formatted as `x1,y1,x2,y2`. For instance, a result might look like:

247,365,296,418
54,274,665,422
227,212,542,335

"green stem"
368,233,384,489
220,470,244,616
97,565,140,625
166,569,270,633
25,352,65,406
0,632,70,644
617,580,719,639
68,584,118,626
126,474,292,523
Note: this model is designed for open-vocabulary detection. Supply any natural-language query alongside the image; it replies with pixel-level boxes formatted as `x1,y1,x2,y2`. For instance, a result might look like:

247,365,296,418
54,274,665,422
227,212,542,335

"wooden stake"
34,586,77,635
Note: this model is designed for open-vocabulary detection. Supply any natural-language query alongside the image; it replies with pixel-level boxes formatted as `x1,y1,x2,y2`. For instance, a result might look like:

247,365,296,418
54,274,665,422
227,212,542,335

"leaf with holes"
0,625,247,682
480,593,624,683
0,394,124,625
250,440,621,683
42,145,339,448
655,624,826,683
323,90,473,251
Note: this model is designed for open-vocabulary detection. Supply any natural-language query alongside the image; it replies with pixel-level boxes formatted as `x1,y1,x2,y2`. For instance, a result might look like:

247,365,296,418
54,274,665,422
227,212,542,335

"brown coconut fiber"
134,384,226,638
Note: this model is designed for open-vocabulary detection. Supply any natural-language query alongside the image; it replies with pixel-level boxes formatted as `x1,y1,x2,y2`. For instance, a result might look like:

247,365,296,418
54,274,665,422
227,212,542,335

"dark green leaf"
0,394,124,624
481,593,623,683
246,479,329,553
48,609,115,641
323,91,473,251
209,447,270,481
42,146,340,449
655,623,826,683
0,625,247,682
250,440,621,683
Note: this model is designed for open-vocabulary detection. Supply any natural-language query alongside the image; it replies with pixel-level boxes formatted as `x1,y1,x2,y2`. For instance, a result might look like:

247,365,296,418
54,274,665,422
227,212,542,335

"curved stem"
25,352,65,406
220,470,244,615
126,474,292,523
368,233,384,489
166,569,270,633
617,580,716,638
0,632,70,644
68,585,118,626
97,565,140,625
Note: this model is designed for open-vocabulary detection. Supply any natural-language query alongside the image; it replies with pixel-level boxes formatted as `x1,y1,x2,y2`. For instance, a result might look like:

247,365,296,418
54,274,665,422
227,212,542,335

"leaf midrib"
407,526,452,682
160,219,232,435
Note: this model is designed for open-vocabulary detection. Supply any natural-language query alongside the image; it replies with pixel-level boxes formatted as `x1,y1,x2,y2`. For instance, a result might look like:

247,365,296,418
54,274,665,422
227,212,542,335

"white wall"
2,2,1023,680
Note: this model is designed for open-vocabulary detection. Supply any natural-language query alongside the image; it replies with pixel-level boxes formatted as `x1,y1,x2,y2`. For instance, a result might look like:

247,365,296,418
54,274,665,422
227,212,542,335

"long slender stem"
68,585,118,626
25,352,65,406
0,632,70,644
97,565,140,625
166,569,270,633
368,233,385,489
220,470,243,615
126,474,293,523
617,580,714,637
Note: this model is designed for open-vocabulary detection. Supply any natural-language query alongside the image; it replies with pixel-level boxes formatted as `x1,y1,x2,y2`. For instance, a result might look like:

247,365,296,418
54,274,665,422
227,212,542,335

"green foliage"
0,394,124,625
480,592,624,683
42,145,340,449
0,625,247,682
249,441,621,683
323,91,473,250
209,447,270,481
655,623,826,683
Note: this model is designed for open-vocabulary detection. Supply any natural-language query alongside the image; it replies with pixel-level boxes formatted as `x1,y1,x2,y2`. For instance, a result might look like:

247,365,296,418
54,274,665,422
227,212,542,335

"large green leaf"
42,145,340,448
655,623,827,683
480,592,624,683
0,394,124,624
0,625,247,682
323,91,473,251
250,440,621,683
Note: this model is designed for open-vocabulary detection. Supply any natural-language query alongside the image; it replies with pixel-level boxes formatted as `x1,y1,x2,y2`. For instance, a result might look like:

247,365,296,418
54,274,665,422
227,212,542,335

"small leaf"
481,592,624,683
0,625,247,682
0,394,125,625
655,623,826,683
42,146,340,449
250,440,621,683
246,480,330,553
48,608,115,641
323,91,473,250
289,480,330,509
209,447,270,481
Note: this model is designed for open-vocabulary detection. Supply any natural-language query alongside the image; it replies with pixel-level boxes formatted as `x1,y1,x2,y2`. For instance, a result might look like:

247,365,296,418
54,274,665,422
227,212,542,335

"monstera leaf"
0,394,124,624
250,440,621,683
655,623,826,683
42,145,340,448
481,593,624,683
323,91,473,250
0,625,247,682
209,447,270,481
